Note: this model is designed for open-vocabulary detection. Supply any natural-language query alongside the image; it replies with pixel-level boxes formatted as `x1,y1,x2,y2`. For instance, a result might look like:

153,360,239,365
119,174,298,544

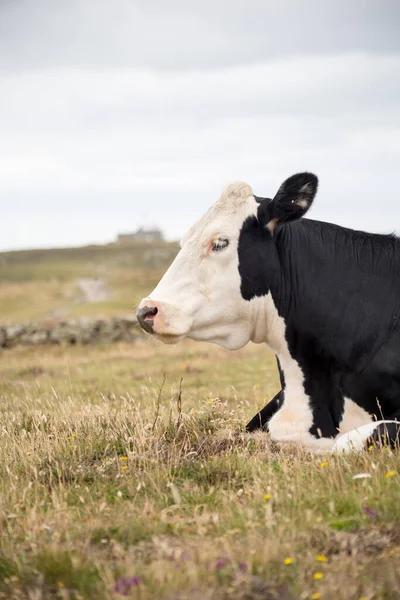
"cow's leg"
247,391,339,453
268,415,339,454
266,361,343,453
368,419,400,447
332,416,400,453
248,354,346,452
246,356,285,432
246,390,283,432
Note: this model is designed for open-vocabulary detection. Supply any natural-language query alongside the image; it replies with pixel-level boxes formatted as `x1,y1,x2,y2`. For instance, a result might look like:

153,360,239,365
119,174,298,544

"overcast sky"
1,0,399,251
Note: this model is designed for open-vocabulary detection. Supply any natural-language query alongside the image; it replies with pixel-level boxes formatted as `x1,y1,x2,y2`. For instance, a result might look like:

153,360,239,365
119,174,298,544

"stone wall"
0,315,142,349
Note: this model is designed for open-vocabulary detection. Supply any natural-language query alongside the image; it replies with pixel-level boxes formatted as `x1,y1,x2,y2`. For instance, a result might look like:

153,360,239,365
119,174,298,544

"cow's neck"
249,294,287,351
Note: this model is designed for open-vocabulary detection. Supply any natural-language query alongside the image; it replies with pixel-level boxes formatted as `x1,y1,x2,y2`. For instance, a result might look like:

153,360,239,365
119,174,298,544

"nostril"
144,307,158,320
136,305,158,334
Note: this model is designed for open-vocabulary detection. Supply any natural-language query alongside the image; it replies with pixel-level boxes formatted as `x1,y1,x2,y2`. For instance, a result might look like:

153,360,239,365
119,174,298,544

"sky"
0,0,400,251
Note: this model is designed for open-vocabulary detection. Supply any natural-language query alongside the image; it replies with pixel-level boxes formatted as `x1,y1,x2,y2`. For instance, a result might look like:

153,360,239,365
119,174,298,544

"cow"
137,172,400,453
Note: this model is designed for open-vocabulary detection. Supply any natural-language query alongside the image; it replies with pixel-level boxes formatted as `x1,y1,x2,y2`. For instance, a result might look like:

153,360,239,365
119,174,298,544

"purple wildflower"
216,557,230,570
114,576,141,595
238,562,248,572
362,505,378,518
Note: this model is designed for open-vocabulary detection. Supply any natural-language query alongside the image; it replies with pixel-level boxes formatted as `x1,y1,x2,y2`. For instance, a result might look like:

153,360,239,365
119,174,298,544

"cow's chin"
153,329,248,350
151,319,251,350
154,332,185,345
186,327,251,351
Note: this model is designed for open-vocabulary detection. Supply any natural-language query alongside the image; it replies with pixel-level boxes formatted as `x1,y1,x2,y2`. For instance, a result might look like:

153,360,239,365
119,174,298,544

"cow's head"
137,172,318,350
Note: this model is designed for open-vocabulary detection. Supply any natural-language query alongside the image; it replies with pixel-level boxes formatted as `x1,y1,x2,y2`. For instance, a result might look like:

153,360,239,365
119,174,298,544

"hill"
0,242,179,324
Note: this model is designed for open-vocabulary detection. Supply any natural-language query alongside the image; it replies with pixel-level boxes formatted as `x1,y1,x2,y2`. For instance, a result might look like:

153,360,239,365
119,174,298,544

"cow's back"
272,219,400,412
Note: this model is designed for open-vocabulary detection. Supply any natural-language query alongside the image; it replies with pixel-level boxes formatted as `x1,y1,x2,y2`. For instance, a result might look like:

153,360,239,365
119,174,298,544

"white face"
137,182,260,350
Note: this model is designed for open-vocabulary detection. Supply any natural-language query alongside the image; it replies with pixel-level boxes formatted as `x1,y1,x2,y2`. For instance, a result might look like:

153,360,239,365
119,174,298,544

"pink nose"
136,305,158,334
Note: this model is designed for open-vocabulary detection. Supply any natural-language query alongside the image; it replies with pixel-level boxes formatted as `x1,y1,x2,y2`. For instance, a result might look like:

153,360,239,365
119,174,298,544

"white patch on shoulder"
332,420,398,453
339,397,372,433
253,294,334,453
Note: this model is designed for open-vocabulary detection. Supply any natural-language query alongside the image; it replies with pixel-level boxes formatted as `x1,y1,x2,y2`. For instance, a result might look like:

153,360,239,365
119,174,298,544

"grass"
1,339,400,599
0,242,179,323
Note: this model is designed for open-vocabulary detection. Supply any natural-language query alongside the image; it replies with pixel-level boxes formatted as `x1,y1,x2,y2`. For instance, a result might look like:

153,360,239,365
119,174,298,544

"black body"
240,173,400,447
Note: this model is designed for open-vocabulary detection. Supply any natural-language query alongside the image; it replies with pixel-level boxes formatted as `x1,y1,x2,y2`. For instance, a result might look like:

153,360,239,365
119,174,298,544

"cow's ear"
258,172,318,232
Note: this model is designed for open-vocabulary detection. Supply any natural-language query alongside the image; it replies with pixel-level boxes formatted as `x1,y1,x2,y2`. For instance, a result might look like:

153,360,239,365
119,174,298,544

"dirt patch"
76,278,111,303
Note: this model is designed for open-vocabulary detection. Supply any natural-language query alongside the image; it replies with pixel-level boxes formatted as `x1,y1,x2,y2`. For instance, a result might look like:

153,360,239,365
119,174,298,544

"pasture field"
0,243,178,323
1,339,400,600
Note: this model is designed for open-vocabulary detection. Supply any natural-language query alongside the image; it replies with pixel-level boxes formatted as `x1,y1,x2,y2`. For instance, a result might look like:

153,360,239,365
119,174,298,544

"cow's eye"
212,237,229,252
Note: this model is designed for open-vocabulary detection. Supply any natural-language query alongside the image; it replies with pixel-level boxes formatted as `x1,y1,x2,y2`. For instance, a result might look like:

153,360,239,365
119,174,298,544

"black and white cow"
137,173,400,453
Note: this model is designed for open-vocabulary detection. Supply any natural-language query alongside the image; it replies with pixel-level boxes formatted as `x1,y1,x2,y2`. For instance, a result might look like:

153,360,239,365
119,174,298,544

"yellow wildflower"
313,572,324,580
320,462,328,469
283,557,293,565
385,470,396,478
121,466,128,470
119,456,128,461
311,594,321,600
316,555,328,562
264,494,271,501
58,582,65,588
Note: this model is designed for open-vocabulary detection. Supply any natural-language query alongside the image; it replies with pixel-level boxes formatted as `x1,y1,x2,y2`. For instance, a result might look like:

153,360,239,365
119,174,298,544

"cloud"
0,1,399,250
1,53,399,136
1,0,400,73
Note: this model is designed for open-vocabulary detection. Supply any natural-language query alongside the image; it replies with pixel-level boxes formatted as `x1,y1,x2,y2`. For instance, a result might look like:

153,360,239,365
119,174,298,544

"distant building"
117,227,164,245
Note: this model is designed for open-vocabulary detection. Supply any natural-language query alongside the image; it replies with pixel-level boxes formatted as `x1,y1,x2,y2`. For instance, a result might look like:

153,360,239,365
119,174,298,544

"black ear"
258,172,318,232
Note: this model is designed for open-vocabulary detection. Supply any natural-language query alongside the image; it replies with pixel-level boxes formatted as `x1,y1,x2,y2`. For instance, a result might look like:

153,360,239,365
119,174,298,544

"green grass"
1,339,400,599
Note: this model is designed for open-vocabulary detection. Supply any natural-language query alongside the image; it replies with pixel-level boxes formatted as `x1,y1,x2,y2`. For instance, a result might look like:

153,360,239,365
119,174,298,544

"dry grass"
1,339,400,599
